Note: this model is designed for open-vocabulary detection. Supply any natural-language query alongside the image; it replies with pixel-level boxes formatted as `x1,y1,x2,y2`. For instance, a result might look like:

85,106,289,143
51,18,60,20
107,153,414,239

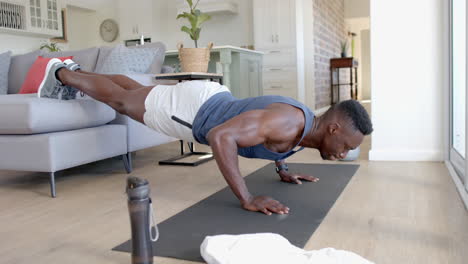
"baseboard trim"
369,149,444,161
445,161,468,210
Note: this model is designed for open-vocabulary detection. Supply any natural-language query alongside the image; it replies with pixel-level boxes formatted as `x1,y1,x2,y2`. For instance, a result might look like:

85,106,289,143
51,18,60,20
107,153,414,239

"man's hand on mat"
278,171,319,184
242,196,289,215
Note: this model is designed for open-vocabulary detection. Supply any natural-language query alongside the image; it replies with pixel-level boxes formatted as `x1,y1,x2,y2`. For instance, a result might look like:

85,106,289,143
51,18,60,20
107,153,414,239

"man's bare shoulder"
262,104,305,141
267,102,305,114
265,103,305,123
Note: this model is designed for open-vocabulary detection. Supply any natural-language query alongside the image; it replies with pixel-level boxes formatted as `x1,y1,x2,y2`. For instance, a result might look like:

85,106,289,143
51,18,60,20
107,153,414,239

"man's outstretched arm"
207,110,295,215
274,160,319,184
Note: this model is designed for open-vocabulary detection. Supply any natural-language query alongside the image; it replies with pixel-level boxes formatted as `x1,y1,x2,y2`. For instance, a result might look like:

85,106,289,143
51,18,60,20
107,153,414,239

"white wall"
0,34,49,55
66,1,119,49
0,0,118,55
297,0,315,109
152,0,254,50
360,29,370,100
369,0,447,161
66,6,99,50
1,0,253,54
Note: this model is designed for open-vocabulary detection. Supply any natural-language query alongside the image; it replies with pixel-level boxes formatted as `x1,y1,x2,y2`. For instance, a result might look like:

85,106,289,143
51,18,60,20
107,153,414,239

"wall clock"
99,19,119,42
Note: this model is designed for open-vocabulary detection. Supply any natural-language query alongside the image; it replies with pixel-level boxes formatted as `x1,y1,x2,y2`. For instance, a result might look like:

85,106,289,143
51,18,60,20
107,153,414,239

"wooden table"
155,72,224,84
330,58,359,104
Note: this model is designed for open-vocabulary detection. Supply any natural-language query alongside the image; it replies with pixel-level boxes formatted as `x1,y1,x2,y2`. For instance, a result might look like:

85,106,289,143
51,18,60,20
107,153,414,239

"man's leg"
57,68,152,123
75,70,145,90
71,70,179,91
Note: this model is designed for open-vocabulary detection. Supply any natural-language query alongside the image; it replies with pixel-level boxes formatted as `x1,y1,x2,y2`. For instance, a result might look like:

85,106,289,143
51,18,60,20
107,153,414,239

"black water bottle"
126,176,155,264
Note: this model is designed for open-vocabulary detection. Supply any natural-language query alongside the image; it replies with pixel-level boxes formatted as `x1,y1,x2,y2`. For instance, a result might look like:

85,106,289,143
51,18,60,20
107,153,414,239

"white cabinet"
27,0,62,36
254,0,299,100
118,0,153,40
276,0,296,47
0,0,62,37
262,48,296,67
263,66,297,98
253,0,276,49
253,0,295,49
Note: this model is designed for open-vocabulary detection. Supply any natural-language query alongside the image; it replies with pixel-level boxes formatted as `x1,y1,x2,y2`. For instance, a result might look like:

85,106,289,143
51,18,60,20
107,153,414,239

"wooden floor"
0,103,467,264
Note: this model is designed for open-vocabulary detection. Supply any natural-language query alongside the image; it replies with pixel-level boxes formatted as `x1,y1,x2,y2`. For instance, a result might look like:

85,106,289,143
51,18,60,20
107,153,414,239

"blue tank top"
192,92,315,161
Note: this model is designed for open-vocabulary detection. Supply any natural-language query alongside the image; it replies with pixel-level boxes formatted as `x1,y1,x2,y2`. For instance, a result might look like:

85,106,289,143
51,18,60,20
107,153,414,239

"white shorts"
143,80,230,142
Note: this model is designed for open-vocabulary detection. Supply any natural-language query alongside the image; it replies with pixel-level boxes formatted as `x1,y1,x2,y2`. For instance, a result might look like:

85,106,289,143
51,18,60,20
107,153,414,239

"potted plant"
40,42,62,52
340,40,348,58
176,0,212,72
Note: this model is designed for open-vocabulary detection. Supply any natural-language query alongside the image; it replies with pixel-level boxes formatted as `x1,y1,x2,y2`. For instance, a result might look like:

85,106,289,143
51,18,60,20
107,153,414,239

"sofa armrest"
113,74,179,151
112,113,177,152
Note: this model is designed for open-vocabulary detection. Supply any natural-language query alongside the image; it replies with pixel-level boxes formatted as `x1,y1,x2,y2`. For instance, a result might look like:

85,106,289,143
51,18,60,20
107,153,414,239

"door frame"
447,0,468,209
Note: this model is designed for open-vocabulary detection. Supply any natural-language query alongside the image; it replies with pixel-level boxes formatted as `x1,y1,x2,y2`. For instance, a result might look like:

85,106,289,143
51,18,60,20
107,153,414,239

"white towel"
200,233,374,264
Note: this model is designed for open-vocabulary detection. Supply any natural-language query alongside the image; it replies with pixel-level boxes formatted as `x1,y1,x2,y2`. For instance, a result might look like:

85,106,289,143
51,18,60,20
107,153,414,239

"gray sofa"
0,44,177,197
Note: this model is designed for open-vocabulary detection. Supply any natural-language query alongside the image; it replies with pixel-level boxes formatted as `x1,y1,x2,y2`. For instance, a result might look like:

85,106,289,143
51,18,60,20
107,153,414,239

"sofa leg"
123,153,133,173
50,172,56,198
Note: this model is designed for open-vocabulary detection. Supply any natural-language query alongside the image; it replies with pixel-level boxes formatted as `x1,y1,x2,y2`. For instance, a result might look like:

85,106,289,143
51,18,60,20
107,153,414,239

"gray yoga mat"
113,163,359,262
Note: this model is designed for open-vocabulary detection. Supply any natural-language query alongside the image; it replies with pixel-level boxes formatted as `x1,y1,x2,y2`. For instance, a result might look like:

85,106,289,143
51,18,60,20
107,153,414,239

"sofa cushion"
8,50,42,94
95,46,114,73
0,51,11,95
95,42,166,74
42,47,100,72
0,94,116,134
138,42,166,74
97,44,159,74
19,56,73,94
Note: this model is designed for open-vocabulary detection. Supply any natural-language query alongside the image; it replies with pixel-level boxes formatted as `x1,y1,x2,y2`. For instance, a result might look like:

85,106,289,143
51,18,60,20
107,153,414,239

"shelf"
177,0,238,15
0,27,62,38
166,45,264,56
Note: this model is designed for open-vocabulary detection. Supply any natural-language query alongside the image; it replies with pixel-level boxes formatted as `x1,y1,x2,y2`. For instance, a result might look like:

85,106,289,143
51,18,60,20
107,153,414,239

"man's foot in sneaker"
37,58,66,99
62,59,86,99
63,59,81,72
60,85,78,100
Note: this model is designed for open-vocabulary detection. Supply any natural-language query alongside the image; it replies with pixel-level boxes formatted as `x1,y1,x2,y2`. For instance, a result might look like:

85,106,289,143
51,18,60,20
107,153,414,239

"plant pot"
341,52,347,58
177,42,213,73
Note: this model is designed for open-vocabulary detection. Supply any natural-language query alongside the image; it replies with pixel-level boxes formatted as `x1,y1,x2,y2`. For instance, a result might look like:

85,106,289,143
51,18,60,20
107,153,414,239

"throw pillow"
94,46,114,73
18,56,73,94
132,42,166,74
97,44,158,74
0,51,12,95
8,50,43,94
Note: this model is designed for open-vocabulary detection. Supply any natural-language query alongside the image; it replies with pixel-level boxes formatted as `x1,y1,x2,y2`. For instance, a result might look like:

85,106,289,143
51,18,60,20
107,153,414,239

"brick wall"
313,0,348,109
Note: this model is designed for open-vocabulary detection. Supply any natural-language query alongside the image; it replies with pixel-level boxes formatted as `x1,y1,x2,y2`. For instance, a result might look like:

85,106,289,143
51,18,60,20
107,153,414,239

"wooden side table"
330,58,359,104
155,72,224,84
154,72,224,166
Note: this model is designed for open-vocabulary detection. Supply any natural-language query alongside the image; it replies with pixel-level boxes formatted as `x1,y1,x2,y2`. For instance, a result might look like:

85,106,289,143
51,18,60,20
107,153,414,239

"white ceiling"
344,0,370,19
